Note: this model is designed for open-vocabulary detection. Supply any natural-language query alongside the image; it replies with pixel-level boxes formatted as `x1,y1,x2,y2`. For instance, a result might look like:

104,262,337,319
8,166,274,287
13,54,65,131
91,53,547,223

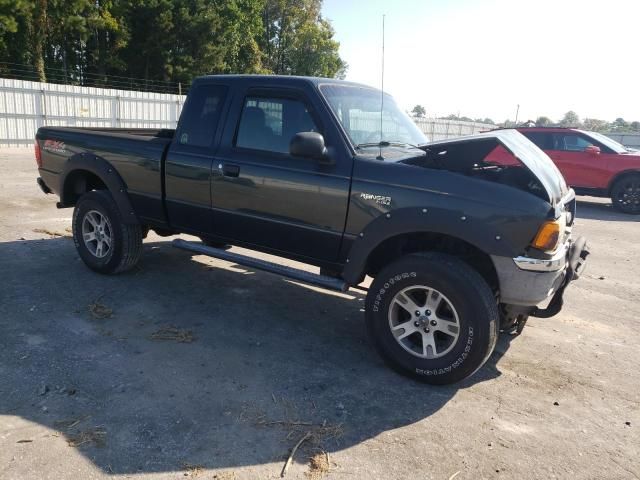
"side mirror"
290,132,332,164
585,145,601,155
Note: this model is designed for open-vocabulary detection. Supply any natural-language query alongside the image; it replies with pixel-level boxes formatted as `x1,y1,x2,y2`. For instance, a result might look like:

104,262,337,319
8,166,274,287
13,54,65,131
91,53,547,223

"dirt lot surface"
1,148,638,480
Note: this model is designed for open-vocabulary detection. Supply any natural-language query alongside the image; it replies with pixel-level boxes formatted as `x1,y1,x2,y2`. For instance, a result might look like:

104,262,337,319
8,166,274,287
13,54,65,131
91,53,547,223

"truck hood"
421,130,569,206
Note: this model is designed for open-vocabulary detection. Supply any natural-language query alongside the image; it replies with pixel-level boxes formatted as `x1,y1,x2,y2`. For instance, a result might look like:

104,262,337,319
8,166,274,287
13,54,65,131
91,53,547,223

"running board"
172,239,349,292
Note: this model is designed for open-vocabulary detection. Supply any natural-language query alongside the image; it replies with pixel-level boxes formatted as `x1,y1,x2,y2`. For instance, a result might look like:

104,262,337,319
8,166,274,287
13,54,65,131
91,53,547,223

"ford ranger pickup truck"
35,75,589,384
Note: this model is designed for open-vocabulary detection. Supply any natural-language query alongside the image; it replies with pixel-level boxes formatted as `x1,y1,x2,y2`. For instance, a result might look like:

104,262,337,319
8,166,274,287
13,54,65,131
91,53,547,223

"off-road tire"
365,253,499,385
611,174,640,214
72,190,143,274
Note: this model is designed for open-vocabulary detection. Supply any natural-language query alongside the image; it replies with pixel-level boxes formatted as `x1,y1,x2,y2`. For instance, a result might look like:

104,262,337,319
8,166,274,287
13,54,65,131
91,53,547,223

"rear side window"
177,85,227,147
235,96,319,154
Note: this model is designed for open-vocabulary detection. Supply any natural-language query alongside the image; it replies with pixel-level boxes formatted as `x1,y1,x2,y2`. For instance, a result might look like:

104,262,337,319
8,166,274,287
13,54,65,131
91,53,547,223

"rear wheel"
365,253,498,385
72,190,143,274
611,174,640,214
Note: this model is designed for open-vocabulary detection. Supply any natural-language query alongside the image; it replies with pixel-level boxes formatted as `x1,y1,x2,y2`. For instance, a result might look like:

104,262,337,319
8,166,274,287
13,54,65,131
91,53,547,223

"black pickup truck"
35,75,589,384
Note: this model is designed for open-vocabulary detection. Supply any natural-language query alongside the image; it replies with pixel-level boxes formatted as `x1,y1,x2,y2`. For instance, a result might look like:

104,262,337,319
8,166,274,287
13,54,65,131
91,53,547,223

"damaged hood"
423,130,569,206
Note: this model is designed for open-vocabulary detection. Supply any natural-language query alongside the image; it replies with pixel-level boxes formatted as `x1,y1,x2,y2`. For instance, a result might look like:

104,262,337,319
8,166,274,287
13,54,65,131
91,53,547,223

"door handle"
221,163,240,177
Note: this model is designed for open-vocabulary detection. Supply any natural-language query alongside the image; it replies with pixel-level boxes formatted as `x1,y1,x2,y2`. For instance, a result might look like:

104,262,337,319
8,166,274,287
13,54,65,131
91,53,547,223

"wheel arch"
607,169,640,195
60,153,139,224
341,208,511,290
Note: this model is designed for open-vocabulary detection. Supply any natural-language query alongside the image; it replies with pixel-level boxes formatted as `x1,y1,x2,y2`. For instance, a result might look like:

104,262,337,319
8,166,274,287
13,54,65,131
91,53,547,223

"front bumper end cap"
532,236,589,318
513,244,569,272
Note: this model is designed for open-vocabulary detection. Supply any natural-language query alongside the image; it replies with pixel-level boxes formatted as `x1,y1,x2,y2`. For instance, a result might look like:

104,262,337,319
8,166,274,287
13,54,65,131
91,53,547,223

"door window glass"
235,96,319,154
177,85,227,147
553,134,593,152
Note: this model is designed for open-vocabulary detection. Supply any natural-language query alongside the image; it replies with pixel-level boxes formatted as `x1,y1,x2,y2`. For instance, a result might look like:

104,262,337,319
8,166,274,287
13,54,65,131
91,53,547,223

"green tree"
32,0,47,81
261,0,345,78
116,0,174,82
84,0,128,85
0,0,30,75
611,117,629,131
214,0,267,74
559,111,580,127
582,118,609,132
411,105,426,118
0,0,346,88
0,0,28,55
535,116,553,127
630,121,640,132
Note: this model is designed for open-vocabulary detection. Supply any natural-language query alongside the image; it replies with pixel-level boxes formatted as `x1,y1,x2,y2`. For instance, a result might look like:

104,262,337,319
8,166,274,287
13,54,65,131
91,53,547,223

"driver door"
547,132,608,188
211,88,352,262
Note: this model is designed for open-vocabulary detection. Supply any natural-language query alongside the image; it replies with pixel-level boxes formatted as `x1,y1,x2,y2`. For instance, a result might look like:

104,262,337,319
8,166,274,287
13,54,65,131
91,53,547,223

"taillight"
35,141,42,168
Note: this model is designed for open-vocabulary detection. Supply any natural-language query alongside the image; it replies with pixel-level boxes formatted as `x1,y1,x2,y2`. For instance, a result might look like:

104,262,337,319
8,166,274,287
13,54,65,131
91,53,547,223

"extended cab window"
552,133,593,152
235,96,319,154
177,85,227,147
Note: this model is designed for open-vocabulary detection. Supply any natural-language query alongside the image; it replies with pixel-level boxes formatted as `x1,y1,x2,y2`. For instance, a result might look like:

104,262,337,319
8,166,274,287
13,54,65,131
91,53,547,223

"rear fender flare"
60,153,139,224
341,207,519,285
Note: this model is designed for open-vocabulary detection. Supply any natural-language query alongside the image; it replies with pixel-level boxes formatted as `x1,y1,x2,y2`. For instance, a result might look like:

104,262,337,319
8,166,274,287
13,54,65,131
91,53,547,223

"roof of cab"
193,74,377,90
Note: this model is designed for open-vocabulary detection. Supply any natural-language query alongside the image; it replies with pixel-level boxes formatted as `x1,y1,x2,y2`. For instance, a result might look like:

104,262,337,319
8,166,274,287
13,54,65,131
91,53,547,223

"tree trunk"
33,0,48,82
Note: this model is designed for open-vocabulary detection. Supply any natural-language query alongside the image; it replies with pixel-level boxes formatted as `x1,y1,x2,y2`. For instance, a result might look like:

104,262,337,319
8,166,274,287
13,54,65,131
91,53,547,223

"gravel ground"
1,148,638,480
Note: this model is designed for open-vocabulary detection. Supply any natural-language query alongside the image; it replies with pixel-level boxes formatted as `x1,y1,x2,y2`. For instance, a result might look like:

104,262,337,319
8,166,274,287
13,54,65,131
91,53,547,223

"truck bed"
36,126,174,226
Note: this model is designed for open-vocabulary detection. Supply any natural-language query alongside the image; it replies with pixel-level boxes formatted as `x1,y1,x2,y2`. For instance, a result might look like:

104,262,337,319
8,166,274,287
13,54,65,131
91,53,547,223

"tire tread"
366,252,499,384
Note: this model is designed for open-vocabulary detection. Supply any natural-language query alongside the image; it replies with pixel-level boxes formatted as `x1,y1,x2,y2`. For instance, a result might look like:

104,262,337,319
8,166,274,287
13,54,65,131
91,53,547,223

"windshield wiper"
356,141,423,150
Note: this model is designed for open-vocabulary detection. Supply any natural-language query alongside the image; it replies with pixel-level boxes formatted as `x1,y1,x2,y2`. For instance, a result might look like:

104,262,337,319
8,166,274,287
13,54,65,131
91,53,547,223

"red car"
514,127,640,214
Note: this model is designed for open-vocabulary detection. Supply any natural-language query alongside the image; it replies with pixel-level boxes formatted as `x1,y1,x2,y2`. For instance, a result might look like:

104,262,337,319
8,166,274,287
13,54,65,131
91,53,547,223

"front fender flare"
341,207,520,285
60,153,139,224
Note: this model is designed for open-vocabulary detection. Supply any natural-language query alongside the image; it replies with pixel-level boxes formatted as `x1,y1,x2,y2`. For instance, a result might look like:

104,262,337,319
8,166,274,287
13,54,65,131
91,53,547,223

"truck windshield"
319,84,429,148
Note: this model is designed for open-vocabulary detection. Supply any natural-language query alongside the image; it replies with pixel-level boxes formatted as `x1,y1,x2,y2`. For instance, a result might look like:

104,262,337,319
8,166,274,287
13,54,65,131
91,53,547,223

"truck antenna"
377,14,386,160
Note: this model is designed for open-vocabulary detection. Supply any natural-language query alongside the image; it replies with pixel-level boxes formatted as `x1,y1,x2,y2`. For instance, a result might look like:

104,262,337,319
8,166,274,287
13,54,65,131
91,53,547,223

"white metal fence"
3,78,636,149
413,117,496,141
0,78,498,148
606,133,640,150
0,78,185,147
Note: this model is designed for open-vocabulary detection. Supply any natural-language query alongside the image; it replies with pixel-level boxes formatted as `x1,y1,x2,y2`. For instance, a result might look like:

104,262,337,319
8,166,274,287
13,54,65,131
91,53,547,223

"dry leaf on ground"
212,472,236,480
67,427,106,447
306,451,330,479
150,325,195,343
88,299,113,319
182,462,204,477
33,228,71,238
53,415,90,430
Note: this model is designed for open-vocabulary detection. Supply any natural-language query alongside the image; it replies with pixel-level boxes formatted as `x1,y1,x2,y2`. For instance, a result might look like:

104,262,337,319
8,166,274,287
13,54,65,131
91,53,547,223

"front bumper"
532,236,589,318
491,236,589,311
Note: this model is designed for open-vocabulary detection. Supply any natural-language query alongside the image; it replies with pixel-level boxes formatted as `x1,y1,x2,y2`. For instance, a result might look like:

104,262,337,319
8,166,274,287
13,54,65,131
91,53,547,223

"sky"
322,0,640,123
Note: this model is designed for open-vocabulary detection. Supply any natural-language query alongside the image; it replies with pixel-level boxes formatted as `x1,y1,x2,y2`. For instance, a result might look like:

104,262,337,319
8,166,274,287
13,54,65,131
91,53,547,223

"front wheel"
72,190,143,274
365,253,499,385
611,174,640,214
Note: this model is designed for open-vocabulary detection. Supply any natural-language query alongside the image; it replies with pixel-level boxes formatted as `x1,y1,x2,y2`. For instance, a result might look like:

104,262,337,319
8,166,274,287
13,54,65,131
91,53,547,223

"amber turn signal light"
532,221,560,251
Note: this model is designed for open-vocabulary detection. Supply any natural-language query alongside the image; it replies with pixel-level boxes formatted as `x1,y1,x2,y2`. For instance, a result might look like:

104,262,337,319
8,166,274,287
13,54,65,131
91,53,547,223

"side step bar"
172,239,349,292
